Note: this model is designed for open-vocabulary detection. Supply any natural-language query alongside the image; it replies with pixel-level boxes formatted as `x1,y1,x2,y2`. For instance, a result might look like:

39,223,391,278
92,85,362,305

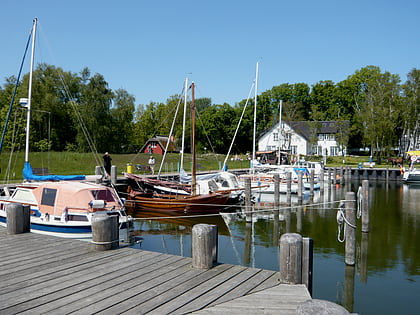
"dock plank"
0,226,311,314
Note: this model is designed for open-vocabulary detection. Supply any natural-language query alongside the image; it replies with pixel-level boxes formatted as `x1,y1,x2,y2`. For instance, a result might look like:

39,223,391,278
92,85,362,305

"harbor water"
128,181,420,314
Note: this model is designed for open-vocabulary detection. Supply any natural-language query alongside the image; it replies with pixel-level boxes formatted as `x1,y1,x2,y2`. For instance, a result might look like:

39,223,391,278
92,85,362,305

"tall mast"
278,99,282,165
252,61,259,173
190,82,197,196
180,77,188,170
25,18,37,163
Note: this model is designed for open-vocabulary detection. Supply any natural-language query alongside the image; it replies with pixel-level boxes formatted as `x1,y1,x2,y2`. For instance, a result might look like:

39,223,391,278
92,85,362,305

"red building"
139,135,180,155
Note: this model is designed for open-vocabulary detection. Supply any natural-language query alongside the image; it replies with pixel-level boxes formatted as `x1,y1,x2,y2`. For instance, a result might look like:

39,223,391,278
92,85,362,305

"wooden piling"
319,168,324,194
345,191,356,266
361,180,370,233
279,233,302,284
6,203,30,234
309,170,314,196
333,168,337,185
192,224,218,269
111,165,117,184
95,165,102,184
286,172,292,205
302,237,313,295
91,213,119,251
297,171,303,204
244,177,252,222
274,173,280,208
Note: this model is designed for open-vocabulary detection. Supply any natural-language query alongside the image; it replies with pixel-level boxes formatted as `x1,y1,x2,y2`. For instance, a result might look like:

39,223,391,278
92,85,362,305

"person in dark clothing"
103,152,112,178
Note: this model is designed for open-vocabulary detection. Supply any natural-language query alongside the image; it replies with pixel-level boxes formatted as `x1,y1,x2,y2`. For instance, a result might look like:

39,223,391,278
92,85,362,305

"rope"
336,200,357,243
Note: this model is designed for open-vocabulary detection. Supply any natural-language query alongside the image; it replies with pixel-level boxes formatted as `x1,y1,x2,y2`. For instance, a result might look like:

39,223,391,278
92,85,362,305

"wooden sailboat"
127,82,230,213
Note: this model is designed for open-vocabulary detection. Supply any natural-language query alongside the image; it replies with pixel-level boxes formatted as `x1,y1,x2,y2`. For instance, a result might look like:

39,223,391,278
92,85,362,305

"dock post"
345,191,356,266
302,237,313,295
274,173,280,208
309,170,314,196
91,213,119,251
111,165,117,184
333,168,337,185
244,177,252,222
192,224,218,269
286,172,292,205
297,171,303,204
95,166,102,183
340,166,344,185
361,180,370,233
319,168,324,194
6,203,30,234
279,233,302,284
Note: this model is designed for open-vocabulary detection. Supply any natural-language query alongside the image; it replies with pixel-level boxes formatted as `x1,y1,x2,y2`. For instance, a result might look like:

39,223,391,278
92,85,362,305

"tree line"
1,63,419,159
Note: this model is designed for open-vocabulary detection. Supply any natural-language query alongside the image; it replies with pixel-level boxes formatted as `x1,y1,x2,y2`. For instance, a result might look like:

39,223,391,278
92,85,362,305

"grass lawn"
0,151,389,183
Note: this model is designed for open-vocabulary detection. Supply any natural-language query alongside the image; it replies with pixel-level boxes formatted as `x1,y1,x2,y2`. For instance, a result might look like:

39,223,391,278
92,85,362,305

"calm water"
128,181,420,314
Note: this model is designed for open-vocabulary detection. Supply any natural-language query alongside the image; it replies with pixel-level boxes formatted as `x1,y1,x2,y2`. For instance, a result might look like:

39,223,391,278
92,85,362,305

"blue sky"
1,0,419,106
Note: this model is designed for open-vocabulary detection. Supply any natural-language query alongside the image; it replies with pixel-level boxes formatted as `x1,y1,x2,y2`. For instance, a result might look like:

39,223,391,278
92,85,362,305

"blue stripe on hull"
0,215,91,234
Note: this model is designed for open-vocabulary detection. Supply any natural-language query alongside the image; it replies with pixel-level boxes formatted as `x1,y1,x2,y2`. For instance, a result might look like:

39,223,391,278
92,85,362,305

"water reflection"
128,181,420,315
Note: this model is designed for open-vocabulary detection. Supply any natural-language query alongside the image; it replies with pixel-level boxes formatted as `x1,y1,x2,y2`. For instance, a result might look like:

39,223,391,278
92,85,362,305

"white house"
258,120,349,157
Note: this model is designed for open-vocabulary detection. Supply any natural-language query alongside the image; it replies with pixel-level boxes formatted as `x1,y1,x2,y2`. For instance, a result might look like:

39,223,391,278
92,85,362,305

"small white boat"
0,180,132,239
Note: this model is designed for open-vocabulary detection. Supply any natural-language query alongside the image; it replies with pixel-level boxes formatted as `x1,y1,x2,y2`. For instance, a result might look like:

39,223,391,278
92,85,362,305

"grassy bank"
0,151,385,182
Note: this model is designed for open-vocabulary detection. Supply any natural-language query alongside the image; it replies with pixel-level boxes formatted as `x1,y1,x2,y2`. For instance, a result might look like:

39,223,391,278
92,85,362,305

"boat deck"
0,226,311,314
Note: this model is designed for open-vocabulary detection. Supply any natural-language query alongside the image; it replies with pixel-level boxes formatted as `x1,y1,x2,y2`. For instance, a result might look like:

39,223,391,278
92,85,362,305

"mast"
190,82,197,196
251,62,259,173
25,18,37,163
180,77,188,170
278,100,282,165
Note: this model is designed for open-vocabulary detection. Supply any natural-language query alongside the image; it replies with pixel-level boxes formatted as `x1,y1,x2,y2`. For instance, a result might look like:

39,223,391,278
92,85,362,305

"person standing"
148,155,156,175
103,152,112,178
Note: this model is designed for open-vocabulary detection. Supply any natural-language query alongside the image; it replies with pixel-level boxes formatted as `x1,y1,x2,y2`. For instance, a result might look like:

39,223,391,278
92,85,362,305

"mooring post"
192,224,218,269
274,173,280,208
297,171,303,204
320,168,324,194
111,165,117,184
279,233,302,284
6,203,30,234
333,168,337,185
340,166,344,185
309,170,315,196
95,165,102,184
302,237,314,295
361,179,370,233
244,177,252,222
345,191,356,266
286,172,292,205
91,213,119,251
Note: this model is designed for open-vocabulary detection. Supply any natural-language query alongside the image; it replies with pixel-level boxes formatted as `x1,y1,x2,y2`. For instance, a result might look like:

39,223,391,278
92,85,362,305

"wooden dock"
0,226,311,314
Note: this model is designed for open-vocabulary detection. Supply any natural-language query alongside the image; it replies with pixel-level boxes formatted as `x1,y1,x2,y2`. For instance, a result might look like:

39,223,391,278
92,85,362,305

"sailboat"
0,18,133,238
127,82,230,213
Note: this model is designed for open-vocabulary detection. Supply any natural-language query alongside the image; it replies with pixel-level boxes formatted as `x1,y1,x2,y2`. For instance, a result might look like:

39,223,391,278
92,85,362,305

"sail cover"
23,161,86,181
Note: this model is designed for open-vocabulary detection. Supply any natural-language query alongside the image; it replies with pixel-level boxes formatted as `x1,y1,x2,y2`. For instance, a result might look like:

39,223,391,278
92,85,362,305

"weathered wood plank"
0,226,311,314
12,253,186,314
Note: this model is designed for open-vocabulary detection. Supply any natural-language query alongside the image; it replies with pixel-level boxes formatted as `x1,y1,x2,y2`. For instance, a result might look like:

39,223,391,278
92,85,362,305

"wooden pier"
0,226,311,314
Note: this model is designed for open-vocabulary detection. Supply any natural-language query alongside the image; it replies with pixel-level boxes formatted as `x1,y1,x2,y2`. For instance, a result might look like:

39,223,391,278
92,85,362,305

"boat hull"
128,192,230,213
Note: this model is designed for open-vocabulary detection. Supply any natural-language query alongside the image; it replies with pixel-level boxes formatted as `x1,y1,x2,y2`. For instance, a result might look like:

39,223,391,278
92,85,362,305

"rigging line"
223,81,255,170
0,25,32,154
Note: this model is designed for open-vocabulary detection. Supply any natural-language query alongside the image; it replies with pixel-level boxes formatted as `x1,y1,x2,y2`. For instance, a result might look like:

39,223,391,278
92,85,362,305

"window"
330,146,338,156
291,145,297,155
91,189,115,202
41,188,57,206
273,133,278,141
68,215,89,222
